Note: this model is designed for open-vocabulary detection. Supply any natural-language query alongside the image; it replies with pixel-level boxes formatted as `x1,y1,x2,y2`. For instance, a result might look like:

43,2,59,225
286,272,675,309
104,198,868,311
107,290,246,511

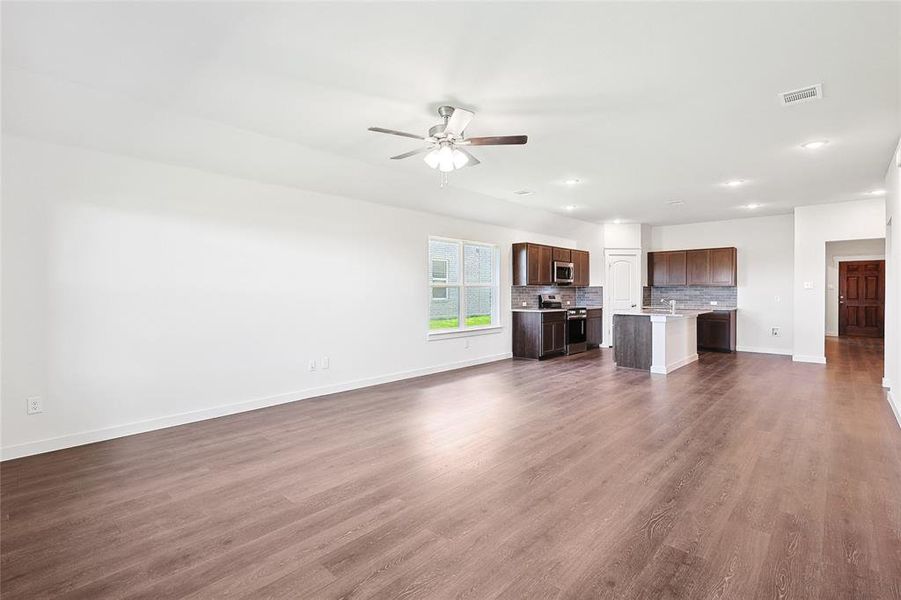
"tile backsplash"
511,286,603,309
645,285,737,308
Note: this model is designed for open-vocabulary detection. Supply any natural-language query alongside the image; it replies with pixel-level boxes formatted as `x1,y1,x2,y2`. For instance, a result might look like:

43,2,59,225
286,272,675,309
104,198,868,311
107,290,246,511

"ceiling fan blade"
390,147,430,160
456,147,480,167
464,135,528,146
368,127,425,140
443,107,474,136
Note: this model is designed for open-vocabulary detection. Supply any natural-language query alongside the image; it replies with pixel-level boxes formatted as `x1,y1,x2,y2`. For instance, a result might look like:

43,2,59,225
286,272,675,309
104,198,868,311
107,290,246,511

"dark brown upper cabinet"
649,247,736,287
513,243,590,286
686,250,710,285
553,247,571,262
572,250,590,287
650,250,686,286
709,247,737,286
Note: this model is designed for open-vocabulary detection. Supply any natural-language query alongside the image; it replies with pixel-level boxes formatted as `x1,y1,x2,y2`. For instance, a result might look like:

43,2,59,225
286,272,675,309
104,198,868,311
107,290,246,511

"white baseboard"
1,352,512,461
825,330,838,337
883,377,891,389
651,353,698,374
792,354,827,364
888,390,901,430
736,345,793,356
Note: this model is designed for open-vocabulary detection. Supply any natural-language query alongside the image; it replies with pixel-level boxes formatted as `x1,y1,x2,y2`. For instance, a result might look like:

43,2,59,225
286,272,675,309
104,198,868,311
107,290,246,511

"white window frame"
431,259,449,301
428,236,502,338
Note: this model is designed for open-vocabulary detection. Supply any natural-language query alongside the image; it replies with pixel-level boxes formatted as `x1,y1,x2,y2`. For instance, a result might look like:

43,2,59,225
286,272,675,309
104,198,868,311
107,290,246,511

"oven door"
567,318,587,345
553,261,574,284
566,317,588,354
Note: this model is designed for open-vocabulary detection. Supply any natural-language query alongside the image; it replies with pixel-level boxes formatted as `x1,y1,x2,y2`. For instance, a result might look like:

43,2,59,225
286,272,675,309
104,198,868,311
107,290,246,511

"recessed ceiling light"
801,140,829,150
865,189,886,196
723,179,746,187
612,219,622,224
563,178,582,185
563,205,577,211
513,190,534,196
667,200,685,206
744,203,761,209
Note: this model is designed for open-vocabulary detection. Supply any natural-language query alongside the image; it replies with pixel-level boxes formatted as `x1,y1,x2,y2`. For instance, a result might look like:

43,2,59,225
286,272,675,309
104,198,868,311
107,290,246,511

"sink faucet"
661,298,676,314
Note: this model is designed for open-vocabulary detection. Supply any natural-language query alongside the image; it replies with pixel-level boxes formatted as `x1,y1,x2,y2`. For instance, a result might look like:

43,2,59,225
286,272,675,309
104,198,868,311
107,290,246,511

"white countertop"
611,308,713,319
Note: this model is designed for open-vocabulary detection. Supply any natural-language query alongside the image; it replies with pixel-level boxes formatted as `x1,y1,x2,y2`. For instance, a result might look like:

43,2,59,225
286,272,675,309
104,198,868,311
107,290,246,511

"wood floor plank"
2,337,899,599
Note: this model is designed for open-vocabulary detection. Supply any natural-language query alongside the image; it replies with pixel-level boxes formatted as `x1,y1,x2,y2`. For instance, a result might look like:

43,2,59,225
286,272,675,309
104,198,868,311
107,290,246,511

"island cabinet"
697,310,736,352
513,311,566,359
649,247,736,287
512,243,590,286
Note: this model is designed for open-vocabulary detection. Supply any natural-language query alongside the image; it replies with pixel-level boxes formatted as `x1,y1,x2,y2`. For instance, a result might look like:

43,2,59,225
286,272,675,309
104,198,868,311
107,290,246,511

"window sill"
427,325,504,340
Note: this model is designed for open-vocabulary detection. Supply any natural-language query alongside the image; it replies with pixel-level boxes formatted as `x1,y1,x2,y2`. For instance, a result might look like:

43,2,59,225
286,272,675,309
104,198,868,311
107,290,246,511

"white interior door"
604,250,641,346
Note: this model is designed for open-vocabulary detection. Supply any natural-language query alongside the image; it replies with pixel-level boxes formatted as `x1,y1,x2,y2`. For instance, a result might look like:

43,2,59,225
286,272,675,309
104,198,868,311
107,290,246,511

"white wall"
1,136,582,459
650,214,794,355
885,137,901,426
793,199,886,363
824,238,886,336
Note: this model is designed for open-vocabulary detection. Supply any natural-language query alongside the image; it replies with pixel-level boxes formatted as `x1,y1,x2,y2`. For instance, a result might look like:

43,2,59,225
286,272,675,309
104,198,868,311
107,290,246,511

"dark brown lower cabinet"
697,310,736,352
586,309,603,347
513,311,566,359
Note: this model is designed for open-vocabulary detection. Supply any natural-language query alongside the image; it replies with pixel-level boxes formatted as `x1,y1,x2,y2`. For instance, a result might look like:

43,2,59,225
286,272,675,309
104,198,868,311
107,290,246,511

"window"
431,259,448,300
429,237,499,333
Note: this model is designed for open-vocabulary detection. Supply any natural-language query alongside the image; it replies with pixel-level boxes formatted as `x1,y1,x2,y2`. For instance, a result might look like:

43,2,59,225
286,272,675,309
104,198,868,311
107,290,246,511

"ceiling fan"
368,105,527,185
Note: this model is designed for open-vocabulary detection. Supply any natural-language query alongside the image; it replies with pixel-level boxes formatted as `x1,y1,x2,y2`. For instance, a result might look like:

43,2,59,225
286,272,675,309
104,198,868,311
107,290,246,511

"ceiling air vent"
779,84,823,106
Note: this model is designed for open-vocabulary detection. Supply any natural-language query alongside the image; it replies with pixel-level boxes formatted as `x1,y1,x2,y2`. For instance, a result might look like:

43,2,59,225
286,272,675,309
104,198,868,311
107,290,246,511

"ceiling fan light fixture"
437,145,456,172
423,149,440,169
452,149,469,169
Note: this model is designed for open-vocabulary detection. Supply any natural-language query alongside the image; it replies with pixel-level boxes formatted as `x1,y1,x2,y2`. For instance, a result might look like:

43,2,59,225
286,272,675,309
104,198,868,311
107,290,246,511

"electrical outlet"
771,327,781,337
321,356,330,369
709,301,718,305
521,301,527,307
308,360,317,372
27,396,43,415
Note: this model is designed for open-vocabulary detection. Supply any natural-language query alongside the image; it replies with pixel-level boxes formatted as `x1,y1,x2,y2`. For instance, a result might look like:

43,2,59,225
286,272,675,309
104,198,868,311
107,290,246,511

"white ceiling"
3,2,899,228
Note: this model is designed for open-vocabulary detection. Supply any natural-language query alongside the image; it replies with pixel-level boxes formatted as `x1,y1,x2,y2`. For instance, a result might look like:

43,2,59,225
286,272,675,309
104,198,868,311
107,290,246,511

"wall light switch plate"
803,282,814,289
27,396,43,415
308,360,317,372
321,356,330,369
771,327,781,337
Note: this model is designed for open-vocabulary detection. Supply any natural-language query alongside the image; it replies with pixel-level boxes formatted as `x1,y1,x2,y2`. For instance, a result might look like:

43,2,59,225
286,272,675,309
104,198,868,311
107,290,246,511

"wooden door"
666,251,687,286
572,250,589,286
839,260,885,337
709,248,736,286
686,250,710,285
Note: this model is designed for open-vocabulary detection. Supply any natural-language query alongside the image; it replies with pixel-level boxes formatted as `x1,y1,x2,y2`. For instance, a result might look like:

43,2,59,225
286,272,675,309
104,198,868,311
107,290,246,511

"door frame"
603,249,641,348
838,258,885,337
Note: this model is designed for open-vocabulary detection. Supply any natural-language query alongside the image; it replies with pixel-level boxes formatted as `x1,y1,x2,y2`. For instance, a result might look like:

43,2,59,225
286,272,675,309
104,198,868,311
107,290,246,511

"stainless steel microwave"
553,261,574,284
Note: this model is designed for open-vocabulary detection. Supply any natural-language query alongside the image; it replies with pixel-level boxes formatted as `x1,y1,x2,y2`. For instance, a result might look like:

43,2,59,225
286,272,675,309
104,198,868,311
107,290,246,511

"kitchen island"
612,308,712,374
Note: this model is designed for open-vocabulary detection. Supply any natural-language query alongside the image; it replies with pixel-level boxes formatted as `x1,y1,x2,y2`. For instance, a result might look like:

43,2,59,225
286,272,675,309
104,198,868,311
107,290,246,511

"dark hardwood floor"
2,338,900,599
